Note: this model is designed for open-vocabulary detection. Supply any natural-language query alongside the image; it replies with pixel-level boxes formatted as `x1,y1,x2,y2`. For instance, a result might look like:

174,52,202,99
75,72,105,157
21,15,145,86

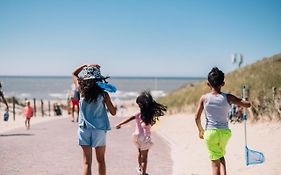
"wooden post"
33,98,37,117
41,99,44,117
12,96,16,121
48,101,51,117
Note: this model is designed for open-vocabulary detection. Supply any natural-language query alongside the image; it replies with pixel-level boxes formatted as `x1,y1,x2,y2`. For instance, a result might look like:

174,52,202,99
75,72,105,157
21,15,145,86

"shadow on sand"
0,133,34,137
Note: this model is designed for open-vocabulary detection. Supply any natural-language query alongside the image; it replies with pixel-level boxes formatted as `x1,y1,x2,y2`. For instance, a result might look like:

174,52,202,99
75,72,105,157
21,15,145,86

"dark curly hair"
136,91,167,125
208,67,224,88
78,78,104,103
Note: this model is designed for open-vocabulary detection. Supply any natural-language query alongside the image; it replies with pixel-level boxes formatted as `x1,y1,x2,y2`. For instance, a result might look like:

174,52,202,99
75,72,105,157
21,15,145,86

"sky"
0,0,280,77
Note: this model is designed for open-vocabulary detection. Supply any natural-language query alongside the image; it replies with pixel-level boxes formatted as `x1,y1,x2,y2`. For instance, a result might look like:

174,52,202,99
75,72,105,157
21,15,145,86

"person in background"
72,64,117,175
66,90,72,115
0,82,9,112
70,83,80,122
195,67,251,175
23,100,33,129
115,91,167,175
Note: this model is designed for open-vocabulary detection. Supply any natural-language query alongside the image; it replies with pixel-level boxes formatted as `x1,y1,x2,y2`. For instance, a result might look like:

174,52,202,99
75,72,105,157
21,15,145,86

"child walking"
72,64,117,175
23,100,33,129
115,91,167,175
195,67,251,175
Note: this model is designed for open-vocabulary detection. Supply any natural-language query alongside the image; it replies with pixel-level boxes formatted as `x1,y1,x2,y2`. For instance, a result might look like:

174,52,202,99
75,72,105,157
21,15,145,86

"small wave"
48,93,66,99
5,92,31,99
110,90,166,100
19,93,31,98
110,91,139,100
151,90,166,98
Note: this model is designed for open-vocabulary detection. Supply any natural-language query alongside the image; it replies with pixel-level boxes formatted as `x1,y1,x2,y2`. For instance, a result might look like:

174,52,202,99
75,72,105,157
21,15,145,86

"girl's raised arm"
72,64,87,89
115,116,136,129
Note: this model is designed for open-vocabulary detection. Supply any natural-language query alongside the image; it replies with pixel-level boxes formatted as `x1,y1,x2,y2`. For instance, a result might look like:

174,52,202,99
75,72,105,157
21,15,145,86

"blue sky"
0,0,280,77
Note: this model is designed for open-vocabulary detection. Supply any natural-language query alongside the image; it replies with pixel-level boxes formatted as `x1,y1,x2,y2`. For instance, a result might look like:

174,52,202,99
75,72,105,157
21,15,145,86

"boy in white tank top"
195,67,251,175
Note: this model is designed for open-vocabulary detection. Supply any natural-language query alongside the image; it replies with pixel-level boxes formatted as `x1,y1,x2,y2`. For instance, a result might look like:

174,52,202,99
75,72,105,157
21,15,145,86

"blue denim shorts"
78,126,106,147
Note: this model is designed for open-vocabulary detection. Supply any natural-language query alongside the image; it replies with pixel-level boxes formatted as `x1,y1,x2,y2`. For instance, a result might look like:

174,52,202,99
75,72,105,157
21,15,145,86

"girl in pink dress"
23,100,33,129
115,91,167,175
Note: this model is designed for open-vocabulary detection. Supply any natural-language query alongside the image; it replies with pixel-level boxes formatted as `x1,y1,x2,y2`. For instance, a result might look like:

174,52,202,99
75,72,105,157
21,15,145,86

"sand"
155,113,281,175
113,100,281,175
2,100,281,175
0,104,70,134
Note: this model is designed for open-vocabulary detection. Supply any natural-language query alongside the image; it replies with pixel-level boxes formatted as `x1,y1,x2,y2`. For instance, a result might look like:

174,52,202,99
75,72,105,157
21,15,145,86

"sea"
0,76,204,100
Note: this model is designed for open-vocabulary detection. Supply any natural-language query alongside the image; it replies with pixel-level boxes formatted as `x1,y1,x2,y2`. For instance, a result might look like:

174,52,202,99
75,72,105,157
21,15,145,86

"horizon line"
0,75,205,79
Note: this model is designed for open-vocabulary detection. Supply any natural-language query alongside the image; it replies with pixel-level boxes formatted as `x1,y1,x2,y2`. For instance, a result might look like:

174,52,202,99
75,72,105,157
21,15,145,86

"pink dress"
23,106,33,119
132,113,153,150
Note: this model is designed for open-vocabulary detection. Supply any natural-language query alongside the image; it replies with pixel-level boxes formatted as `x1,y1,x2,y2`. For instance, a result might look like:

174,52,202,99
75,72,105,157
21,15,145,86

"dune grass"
158,53,281,121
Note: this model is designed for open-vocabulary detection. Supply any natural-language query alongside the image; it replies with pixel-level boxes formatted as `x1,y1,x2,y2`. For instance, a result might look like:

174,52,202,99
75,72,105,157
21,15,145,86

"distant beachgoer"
195,67,251,175
53,103,62,116
228,103,236,123
72,64,117,175
115,91,167,175
236,105,244,122
23,100,33,129
0,82,9,111
70,83,80,122
66,90,72,115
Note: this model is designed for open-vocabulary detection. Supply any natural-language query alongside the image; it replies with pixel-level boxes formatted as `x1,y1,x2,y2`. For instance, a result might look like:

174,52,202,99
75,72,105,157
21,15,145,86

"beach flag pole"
242,85,265,166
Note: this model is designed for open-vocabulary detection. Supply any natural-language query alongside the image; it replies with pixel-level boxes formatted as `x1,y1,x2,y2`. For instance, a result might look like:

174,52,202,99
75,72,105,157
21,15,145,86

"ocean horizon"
0,75,204,79
0,75,204,100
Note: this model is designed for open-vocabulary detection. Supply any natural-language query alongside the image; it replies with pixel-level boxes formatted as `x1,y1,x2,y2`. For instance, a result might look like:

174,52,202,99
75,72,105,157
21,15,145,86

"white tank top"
204,92,230,129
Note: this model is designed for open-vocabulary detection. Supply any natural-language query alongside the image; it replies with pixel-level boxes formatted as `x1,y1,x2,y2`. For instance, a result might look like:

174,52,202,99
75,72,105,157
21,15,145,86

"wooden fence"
9,97,64,121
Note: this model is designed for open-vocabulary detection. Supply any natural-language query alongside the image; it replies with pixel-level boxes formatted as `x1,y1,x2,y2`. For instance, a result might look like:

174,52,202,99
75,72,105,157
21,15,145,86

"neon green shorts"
204,129,232,160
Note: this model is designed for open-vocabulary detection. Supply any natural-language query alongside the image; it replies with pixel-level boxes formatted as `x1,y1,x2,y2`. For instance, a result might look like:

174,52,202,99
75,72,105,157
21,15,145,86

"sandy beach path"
155,113,281,175
0,116,172,175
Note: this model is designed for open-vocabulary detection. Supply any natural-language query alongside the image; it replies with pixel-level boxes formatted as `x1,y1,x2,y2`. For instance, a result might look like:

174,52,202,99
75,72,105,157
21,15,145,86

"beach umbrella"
242,86,265,166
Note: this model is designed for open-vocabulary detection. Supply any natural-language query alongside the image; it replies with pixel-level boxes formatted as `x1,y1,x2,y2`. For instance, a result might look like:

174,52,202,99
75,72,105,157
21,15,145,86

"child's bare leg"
211,159,221,175
71,105,75,122
76,105,80,122
140,149,149,175
27,119,31,129
25,119,28,129
138,149,142,169
81,145,92,175
96,146,106,175
219,157,226,175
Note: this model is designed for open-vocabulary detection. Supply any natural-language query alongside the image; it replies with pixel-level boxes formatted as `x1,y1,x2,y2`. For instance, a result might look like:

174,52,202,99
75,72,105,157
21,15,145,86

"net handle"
242,85,248,147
